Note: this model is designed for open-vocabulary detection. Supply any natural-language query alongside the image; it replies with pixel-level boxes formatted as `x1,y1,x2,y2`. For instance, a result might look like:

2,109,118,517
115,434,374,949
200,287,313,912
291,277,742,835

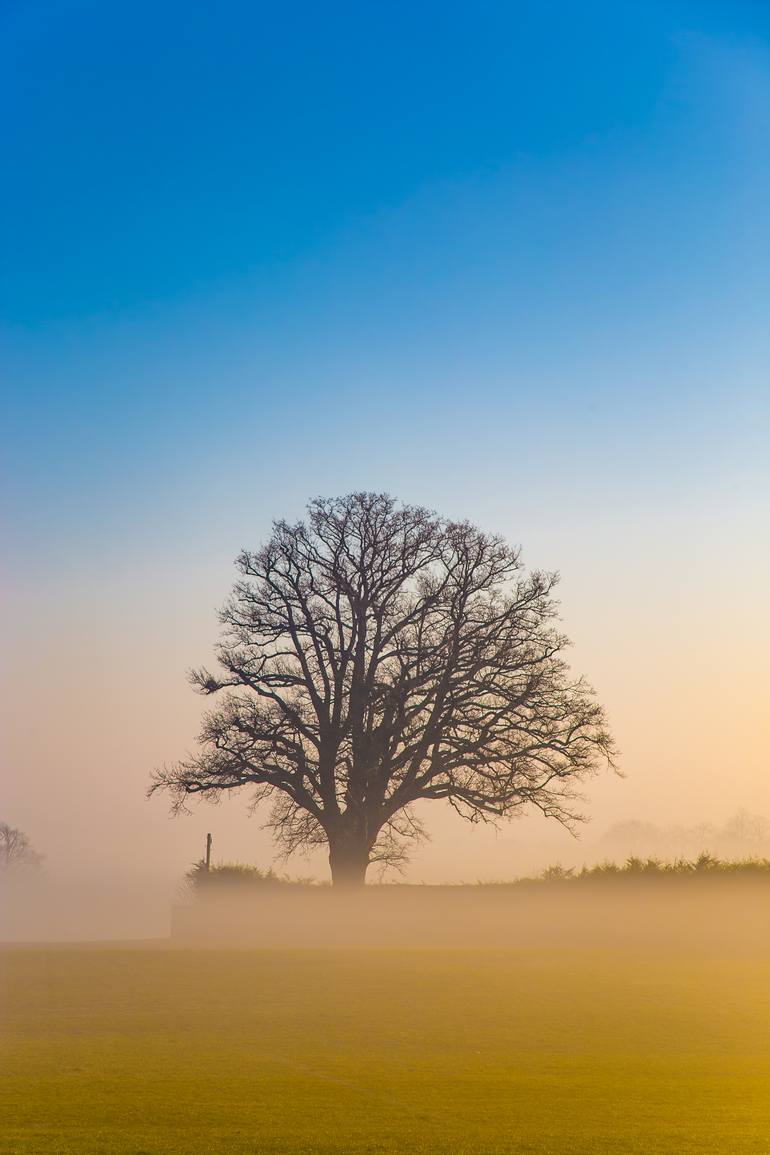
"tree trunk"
328,836,370,888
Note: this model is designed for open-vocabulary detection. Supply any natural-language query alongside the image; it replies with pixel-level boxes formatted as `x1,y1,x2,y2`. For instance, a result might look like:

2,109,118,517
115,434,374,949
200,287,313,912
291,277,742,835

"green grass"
3,944,770,1153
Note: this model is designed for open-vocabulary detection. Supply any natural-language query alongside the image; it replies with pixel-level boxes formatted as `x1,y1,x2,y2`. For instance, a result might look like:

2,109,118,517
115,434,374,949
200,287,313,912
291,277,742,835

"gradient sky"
2,1,769,900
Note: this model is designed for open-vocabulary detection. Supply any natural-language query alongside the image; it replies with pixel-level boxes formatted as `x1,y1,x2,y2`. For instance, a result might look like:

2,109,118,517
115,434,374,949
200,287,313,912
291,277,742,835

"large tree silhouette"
151,493,614,886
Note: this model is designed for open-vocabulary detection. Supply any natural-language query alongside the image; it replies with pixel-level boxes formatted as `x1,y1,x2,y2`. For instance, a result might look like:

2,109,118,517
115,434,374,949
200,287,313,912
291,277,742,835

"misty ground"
3,886,770,1153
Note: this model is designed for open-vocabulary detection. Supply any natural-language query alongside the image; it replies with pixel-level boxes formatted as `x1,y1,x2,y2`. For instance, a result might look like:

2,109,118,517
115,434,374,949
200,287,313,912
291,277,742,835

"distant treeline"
595,810,770,863
184,854,770,897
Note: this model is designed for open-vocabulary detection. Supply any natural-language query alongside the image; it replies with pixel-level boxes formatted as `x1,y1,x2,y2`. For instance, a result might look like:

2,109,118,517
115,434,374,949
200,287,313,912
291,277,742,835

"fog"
7,867,770,955
4,808,770,944
164,882,770,954
1,871,173,942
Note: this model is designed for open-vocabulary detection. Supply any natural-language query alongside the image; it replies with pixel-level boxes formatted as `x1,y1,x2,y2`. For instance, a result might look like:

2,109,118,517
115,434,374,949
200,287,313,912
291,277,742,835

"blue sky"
3,3,768,486
2,1,770,892
0,1,705,321
2,1,767,319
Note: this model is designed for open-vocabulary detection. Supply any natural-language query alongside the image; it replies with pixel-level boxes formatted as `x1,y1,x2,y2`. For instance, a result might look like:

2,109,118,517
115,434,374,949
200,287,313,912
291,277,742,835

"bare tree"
0,823,43,872
151,493,614,886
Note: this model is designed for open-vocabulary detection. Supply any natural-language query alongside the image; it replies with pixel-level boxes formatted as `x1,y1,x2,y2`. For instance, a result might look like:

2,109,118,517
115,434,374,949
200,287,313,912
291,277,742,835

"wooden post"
205,832,212,872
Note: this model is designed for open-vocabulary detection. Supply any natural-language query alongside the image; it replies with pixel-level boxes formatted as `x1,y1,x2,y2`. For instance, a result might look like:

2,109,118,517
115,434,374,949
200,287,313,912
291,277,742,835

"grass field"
4,942,770,1154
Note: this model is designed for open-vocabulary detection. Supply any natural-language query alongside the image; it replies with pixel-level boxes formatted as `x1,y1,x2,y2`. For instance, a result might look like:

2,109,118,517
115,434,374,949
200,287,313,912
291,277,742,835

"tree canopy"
151,493,614,885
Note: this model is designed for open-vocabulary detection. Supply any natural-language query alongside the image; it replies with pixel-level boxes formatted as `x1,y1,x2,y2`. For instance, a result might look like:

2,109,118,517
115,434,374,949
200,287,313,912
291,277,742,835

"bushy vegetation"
509,854,770,885
182,860,319,896
181,854,770,899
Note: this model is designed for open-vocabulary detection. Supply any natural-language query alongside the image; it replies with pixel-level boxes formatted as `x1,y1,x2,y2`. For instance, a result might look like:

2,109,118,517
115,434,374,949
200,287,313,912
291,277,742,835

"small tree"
151,493,614,886
0,823,43,872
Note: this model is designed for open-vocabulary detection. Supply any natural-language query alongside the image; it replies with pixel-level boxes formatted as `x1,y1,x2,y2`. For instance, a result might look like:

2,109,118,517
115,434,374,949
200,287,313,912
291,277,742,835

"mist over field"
4,809,770,943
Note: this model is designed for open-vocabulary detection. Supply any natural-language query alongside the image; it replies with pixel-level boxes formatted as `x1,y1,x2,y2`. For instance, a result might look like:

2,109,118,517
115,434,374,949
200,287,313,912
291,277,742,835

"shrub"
182,861,321,898
476,856,770,887
552,855,770,883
